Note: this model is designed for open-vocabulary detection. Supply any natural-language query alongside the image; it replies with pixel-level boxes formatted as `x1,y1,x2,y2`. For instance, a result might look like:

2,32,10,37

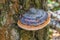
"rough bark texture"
0,0,49,40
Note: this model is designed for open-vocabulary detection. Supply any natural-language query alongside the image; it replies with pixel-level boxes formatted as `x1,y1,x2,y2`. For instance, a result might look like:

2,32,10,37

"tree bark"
0,0,49,40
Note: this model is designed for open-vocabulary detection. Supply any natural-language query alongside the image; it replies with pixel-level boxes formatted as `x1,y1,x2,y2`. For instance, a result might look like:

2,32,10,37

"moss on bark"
0,0,49,40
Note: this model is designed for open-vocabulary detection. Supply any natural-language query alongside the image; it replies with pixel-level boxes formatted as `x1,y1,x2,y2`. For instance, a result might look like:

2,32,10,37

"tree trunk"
0,0,49,40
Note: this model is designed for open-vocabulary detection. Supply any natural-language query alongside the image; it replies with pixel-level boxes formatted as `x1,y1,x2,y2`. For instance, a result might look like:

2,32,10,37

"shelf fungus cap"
17,8,51,31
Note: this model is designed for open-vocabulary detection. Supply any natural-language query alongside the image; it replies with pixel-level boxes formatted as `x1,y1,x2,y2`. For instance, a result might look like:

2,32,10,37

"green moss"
0,4,3,9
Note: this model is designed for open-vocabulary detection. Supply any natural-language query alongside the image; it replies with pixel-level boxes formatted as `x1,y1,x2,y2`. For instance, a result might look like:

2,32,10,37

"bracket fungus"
17,8,51,31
